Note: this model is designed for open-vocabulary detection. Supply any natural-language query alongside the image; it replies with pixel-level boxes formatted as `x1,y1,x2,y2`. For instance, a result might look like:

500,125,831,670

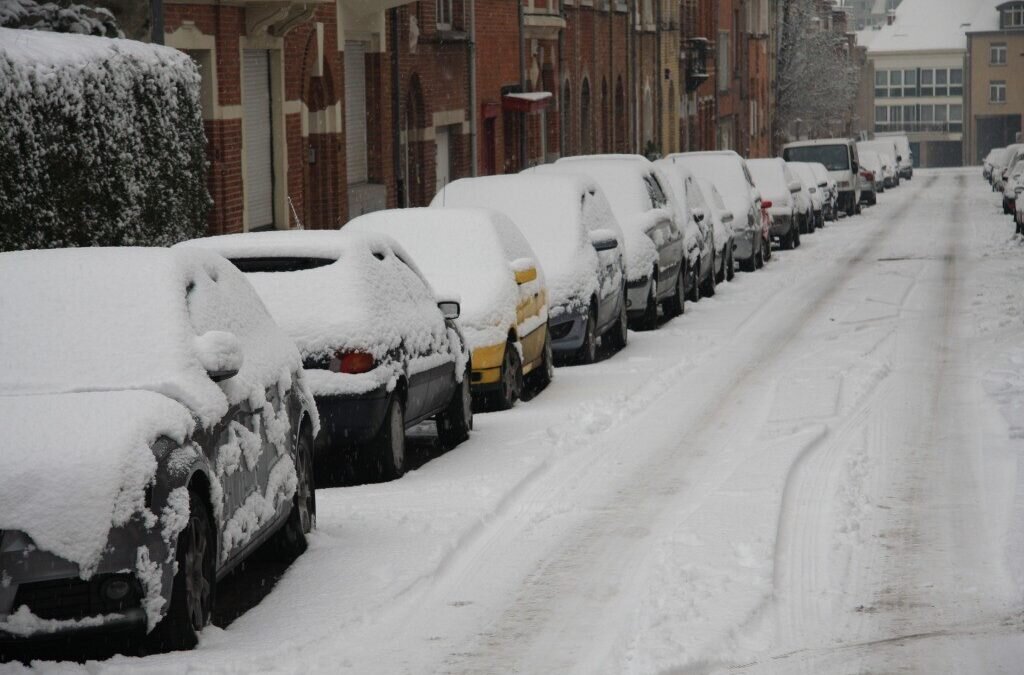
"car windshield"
231,257,336,273
783,145,850,171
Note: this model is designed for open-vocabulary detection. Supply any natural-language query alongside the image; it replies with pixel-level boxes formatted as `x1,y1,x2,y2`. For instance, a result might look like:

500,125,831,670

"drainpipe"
469,0,478,176
519,0,528,168
150,0,163,44
627,0,633,152
655,0,662,153
390,7,403,207
558,0,565,158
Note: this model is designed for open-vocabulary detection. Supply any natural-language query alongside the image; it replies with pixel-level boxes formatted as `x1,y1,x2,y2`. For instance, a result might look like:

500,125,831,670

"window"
934,105,947,122
949,104,962,122
920,105,934,122
1001,2,1024,28
890,106,903,123
718,31,730,92
991,43,1008,65
904,69,917,96
949,68,962,96
889,69,903,98
934,69,948,96
875,69,888,98
436,0,452,29
875,106,888,123
903,104,917,122
920,69,933,96
991,80,1007,103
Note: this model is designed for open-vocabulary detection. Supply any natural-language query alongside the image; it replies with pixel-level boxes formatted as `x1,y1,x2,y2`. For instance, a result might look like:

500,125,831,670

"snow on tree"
0,0,123,38
776,0,861,143
0,26,210,251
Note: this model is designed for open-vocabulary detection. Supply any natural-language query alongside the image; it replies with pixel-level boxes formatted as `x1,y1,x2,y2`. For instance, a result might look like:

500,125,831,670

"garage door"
345,41,368,185
242,49,274,229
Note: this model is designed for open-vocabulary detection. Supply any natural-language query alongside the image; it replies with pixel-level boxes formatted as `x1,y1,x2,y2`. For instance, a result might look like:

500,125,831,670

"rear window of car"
782,145,850,172
230,257,335,273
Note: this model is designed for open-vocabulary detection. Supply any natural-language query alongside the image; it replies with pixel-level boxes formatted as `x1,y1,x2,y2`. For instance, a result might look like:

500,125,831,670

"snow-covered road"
23,168,1024,674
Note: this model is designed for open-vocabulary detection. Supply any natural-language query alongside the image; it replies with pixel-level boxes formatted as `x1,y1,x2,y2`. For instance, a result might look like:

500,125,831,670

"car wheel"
577,307,598,364
794,225,801,248
492,344,522,411
609,290,629,349
145,488,214,653
726,245,735,281
438,364,473,448
664,265,685,317
782,228,795,250
375,396,406,481
755,241,764,269
701,251,716,297
528,330,555,392
270,426,316,559
687,263,701,302
637,273,658,330
715,247,726,284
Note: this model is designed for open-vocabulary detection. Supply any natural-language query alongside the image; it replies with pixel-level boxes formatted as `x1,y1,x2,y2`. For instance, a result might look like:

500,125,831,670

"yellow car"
345,207,552,410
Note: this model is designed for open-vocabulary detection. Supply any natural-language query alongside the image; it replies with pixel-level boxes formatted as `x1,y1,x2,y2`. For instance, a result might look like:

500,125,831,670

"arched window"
561,79,572,156
580,78,592,155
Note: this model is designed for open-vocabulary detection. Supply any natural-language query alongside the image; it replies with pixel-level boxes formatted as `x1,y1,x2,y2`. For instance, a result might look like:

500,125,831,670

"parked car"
984,147,1004,182
789,162,825,230
782,138,861,216
656,161,729,289
536,155,690,325
0,247,316,651
434,174,628,365
993,144,1024,193
346,207,552,410
809,162,838,222
1003,154,1024,214
785,161,816,233
182,231,472,484
877,134,913,180
858,139,901,188
694,177,736,284
859,150,884,205
660,151,767,273
748,158,802,250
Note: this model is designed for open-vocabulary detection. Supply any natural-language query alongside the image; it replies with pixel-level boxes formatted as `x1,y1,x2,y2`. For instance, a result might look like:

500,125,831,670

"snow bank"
434,174,615,312
346,207,546,350
0,26,208,251
0,391,193,576
181,231,456,396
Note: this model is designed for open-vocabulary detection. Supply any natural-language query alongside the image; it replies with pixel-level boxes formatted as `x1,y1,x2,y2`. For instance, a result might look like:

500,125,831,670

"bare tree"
777,0,860,142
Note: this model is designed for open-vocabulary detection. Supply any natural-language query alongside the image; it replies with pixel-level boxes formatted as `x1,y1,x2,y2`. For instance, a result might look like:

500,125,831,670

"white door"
344,41,368,185
435,126,450,197
242,49,274,229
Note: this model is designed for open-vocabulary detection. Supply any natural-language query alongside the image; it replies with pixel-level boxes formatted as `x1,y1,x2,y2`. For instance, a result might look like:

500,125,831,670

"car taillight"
330,351,375,374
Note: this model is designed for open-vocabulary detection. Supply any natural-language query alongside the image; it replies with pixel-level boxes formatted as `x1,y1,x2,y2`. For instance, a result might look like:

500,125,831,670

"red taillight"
761,200,773,209
330,351,375,374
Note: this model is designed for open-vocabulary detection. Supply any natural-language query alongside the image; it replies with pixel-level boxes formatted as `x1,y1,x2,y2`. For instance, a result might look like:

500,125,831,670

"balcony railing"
874,121,963,134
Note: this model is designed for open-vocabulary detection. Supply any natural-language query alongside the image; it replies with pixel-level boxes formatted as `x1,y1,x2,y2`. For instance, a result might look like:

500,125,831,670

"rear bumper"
769,213,794,237
314,389,389,451
549,307,588,354
734,229,756,260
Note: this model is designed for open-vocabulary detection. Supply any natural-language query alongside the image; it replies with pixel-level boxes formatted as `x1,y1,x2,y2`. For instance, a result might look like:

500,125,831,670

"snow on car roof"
433,174,607,310
0,246,301,427
345,207,542,350
660,153,751,218
182,230,451,366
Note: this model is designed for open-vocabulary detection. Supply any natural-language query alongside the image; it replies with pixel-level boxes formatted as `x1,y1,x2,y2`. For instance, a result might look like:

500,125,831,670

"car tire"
715,247,727,284
608,291,629,350
687,263,701,302
664,266,685,317
726,245,735,281
438,364,473,448
637,273,658,330
577,307,599,364
270,425,316,559
491,344,522,411
374,397,406,481
781,228,795,250
755,242,764,269
145,488,215,653
528,330,555,392
794,225,801,248
701,251,716,297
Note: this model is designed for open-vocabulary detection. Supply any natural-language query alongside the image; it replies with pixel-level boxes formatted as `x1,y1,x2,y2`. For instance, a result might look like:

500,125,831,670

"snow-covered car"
858,150,883,206
789,162,825,230
784,161,816,234
181,231,472,483
984,146,1004,183
782,138,862,216
1005,165,1024,232
858,139,901,188
694,177,736,284
748,158,802,250
660,151,767,273
993,143,1024,193
1003,155,1024,215
0,247,317,651
346,207,552,410
434,174,628,365
657,162,729,292
535,155,689,328
877,133,913,180
809,162,838,222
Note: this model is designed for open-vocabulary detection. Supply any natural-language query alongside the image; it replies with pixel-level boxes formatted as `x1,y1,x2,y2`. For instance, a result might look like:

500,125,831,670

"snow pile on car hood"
0,391,193,576
346,207,545,350
0,247,306,428
434,175,610,312
183,231,455,394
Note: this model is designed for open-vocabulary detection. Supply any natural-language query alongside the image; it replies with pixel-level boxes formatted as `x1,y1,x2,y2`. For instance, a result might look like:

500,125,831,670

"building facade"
965,1,1024,163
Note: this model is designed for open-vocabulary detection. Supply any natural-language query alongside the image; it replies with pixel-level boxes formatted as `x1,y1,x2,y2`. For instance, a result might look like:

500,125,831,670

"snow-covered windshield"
747,159,789,200
783,145,850,171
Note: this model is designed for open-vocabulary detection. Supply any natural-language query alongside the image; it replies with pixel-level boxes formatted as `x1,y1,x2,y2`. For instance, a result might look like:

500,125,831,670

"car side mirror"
692,207,706,223
194,330,243,383
589,229,619,251
761,200,773,209
788,181,802,193
437,297,461,320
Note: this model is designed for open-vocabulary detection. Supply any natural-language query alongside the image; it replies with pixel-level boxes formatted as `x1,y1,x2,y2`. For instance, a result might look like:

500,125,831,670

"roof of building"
866,0,991,53
966,0,1013,33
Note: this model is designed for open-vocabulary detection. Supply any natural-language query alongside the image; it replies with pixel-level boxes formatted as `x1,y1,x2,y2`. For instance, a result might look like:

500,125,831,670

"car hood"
0,390,194,576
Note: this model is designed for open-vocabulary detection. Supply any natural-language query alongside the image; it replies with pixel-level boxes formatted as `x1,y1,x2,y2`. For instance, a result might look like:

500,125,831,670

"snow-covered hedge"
0,27,209,250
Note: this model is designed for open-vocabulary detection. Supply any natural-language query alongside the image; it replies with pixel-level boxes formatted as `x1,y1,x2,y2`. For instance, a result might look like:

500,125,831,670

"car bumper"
548,307,588,354
734,229,756,260
625,276,653,319
900,167,913,179
314,388,389,451
769,213,794,237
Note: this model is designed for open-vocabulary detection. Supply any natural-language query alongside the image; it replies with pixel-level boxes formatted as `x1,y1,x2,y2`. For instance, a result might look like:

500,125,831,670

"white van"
782,139,861,217
877,134,913,180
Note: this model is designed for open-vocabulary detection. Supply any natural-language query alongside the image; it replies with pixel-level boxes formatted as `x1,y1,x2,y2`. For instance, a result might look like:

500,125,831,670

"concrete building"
965,1,1024,164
